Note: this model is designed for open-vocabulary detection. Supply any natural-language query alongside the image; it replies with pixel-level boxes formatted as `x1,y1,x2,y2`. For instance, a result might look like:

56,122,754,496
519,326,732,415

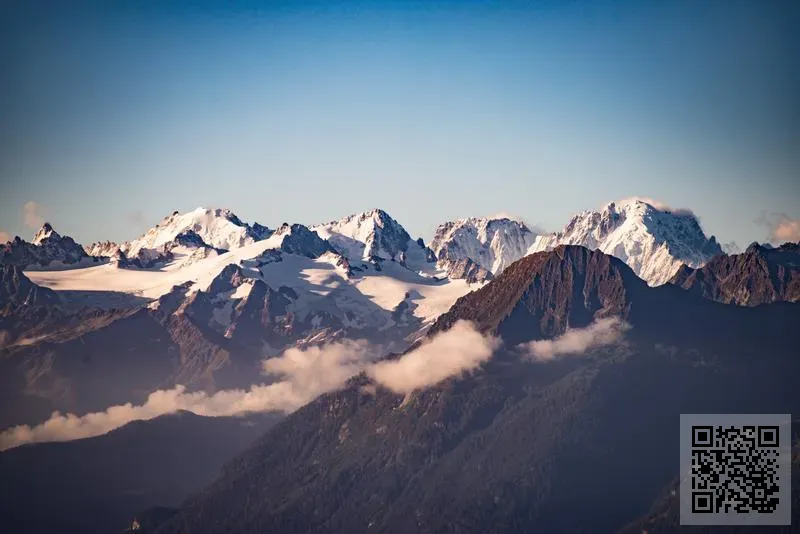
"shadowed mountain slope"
154,246,800,534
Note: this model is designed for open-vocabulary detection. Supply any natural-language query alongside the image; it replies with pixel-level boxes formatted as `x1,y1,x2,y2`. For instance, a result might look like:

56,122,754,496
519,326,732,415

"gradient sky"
1,0,798,247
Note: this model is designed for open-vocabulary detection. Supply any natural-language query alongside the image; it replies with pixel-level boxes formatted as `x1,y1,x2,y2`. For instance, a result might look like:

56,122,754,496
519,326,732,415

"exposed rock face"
431,245,637,340
1,223,95,269
168,230,227,255
84,240,122,257
670,242,800,306
441,257,493,284
430,216,539,276
224,279,294,347
274,223,334,258
0,264,60,307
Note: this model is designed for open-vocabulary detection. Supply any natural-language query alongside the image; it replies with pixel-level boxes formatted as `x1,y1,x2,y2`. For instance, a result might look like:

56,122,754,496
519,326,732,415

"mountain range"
150,245,800,534
3,198,728,285
1,199,798,534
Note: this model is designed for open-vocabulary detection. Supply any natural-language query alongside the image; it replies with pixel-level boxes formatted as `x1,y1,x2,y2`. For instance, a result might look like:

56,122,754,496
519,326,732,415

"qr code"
680,414,790,526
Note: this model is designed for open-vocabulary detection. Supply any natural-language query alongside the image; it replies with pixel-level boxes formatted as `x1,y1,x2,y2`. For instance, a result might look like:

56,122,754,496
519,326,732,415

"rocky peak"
123,207,271,259
430,216,540,277
84,240,121,257
32,222,59,245
531,198,723,286
274,224,333,258
311,208,413,262
1,224,92,269
671,240,800,305
431,245,641,342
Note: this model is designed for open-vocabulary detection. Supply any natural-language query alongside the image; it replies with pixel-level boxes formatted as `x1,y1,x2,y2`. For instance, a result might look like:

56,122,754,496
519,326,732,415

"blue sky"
1,0,798,247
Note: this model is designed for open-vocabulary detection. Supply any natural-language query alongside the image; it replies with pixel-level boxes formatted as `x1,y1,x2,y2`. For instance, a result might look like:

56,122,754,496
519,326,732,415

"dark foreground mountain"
617,421,800,534
0,410,279,534
154,246,800,534
670,242,800,306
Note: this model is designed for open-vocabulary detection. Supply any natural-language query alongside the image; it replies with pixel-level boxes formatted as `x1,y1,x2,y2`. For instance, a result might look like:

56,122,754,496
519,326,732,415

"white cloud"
488,212,545,234
519,317,630,361
770,215,800,243
0,322,502,450
490,212,525,222
620,197,695,217
368,320,499,394
0,338,379,451
23,201,46,229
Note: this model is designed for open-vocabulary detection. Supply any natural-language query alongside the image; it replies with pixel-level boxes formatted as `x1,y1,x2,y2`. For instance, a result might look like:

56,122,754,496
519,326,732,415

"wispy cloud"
519,317,630,361
0,338,380,450
0,323,500,450
488,212,546,234
620,197,695,217
23,201,46,229
368,320,499,394
770,214,800,244
128,210,146,226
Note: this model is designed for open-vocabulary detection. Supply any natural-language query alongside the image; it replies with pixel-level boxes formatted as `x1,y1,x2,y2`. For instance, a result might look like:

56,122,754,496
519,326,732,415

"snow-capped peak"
430,215,541,275
1,223,92,269
32,223,59,245
123,207,272,258
312,209,412,262
530,198,723,285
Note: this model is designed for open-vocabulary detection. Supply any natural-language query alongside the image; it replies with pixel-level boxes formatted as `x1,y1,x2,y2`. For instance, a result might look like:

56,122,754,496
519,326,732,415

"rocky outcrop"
670,241,800,305
1,223,96,269
441,257,493,284
0,264,60,307
431,245,638,339
275,224,333,258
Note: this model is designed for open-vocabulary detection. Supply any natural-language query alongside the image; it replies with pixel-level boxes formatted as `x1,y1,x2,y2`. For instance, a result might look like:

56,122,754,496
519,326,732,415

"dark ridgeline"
149,246,800,534
670,242,800,306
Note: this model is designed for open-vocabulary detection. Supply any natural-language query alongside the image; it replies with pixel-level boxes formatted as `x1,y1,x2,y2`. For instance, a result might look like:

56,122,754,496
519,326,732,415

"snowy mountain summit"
124,207,272,258
312,209,434,273
83,208,273,268
532,198,723,285
430,216,540,281
1,223,94,269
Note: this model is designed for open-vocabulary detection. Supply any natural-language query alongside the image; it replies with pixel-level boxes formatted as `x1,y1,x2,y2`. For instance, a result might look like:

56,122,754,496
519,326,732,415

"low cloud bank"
1,321,497,450
368,320,500,394
520,317,630,361
0,339,378,451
